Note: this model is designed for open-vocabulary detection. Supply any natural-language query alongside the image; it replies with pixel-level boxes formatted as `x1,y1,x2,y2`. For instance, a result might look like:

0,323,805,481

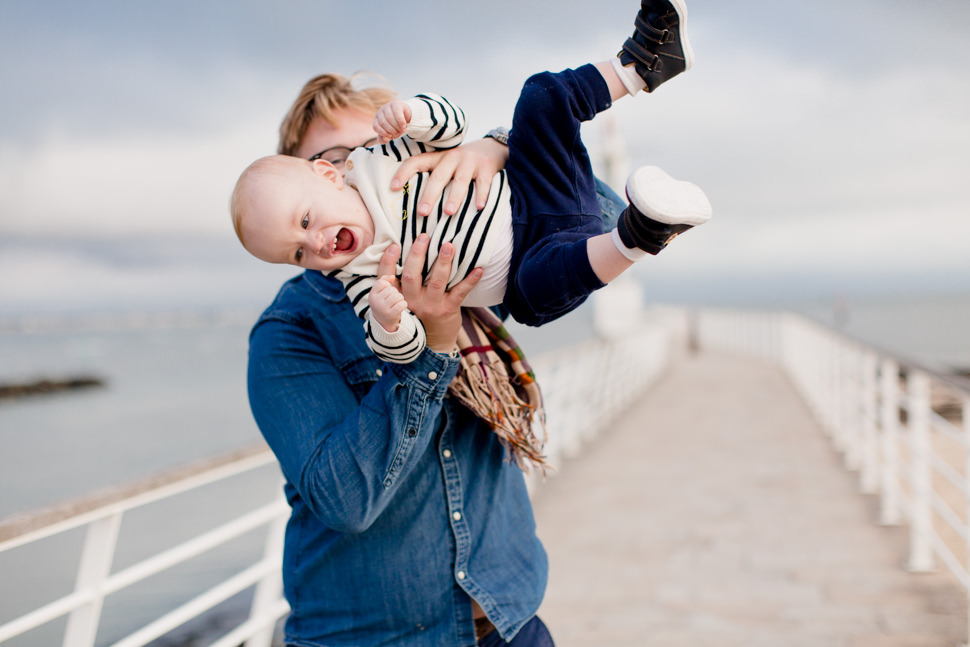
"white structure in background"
593,275,644,339
591,111,644,339
598,110,630,191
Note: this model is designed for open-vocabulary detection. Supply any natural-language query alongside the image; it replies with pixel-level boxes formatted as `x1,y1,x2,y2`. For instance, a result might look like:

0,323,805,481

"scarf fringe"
449,360,548,474
449,308,549,475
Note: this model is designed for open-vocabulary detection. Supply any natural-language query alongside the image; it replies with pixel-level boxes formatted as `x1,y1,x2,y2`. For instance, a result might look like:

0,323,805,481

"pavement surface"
532,351,967,647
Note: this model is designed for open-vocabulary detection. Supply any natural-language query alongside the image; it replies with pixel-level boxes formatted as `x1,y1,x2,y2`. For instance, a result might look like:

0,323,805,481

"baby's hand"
369,276,408,332
373,100,412,144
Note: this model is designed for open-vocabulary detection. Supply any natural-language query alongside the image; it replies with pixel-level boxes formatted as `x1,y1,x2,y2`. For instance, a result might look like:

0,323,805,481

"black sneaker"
619,0,694,92
617,166,711,254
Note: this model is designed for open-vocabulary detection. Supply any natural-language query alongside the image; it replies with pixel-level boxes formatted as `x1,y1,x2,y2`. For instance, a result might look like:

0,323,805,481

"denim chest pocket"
310,306,383,396
336,352,425,489
337,354,383,398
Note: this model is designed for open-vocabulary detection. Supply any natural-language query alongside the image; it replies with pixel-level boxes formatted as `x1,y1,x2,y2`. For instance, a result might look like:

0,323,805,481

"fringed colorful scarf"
448,307,548,474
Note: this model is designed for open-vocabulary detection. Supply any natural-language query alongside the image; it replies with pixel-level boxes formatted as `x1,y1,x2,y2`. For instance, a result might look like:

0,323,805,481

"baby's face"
241,159,375,273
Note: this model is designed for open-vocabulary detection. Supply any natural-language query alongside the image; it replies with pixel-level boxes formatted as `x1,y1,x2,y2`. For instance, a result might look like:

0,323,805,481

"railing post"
245,501,288,647
801,321,821,417
905,370,934,572
828,336,845,448
965,395,970,647
811,329,826,426
815,325,828,419
878,358,901,526
790,319,814,416
843,344,862,472
770,311,782,363
859,351,879,494
63,512,122,647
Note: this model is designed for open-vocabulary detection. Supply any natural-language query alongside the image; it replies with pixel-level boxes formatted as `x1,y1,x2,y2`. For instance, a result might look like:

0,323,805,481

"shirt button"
457,571,466,580
428,371,438,380
376,369,383,377
442,449,452,458
452,511,462,521
346,160,354,170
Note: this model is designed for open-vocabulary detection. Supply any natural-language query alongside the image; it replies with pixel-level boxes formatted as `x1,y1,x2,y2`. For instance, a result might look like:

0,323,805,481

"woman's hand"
378,236,482,354
390,137,509,217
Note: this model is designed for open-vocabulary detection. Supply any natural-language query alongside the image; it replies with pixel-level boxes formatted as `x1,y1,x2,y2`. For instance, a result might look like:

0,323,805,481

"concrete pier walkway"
532,352,967,646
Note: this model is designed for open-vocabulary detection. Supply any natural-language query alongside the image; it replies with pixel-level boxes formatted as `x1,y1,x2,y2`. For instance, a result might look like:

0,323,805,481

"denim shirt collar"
302,269,347,302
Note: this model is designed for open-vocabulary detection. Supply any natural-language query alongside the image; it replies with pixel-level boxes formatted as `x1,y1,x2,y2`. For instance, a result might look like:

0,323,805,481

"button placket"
438,414,472,594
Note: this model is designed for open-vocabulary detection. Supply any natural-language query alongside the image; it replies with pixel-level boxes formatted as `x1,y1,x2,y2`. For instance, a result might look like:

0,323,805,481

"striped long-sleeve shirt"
332,93,514,364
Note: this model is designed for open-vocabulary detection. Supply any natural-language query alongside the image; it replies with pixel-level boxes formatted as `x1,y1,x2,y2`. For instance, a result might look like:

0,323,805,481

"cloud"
0,235,299,317
1,0,968,314
0,106,289,235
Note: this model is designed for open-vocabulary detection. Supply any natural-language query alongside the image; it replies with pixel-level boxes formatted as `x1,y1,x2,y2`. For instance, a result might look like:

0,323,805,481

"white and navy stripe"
334,93,512,364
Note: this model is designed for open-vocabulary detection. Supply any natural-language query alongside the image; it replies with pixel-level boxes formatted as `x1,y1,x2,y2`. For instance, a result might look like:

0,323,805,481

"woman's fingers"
377,243,401,283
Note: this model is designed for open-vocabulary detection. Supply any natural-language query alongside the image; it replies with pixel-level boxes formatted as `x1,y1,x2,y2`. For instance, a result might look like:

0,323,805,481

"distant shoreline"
0,306,261,334
0,376,106,400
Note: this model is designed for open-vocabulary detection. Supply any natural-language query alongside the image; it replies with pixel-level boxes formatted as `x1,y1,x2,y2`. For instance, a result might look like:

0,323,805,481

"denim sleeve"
247,315,459,533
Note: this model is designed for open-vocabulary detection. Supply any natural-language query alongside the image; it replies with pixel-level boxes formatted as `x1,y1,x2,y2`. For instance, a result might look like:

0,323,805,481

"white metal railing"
0,448,290,647
695,307,970,642
530,305,687,475
0,307,689,647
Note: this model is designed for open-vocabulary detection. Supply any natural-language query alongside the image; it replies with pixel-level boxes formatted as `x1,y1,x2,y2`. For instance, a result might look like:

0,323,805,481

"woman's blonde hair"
277,72,397,156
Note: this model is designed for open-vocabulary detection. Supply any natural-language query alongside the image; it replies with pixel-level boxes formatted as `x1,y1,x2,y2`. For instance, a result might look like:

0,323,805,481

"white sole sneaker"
626,165,711,227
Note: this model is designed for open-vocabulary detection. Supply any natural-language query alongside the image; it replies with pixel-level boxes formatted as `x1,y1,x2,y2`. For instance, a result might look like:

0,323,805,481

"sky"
1,0,969,318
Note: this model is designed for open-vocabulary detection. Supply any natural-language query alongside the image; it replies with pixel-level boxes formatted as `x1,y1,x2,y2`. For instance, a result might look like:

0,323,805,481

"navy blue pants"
478,616,555,647
503,64,616,327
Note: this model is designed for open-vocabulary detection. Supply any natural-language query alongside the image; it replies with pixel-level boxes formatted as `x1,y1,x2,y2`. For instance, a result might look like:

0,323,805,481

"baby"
231,0,712,364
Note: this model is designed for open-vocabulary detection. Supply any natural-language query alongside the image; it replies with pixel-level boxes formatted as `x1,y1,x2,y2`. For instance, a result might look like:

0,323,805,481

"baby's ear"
310,159,343,186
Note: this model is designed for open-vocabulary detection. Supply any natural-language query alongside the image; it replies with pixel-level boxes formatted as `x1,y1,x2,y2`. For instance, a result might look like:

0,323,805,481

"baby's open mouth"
334,228,355,253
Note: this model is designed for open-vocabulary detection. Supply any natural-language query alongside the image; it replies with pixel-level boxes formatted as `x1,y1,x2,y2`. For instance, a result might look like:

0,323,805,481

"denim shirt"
247,270,547,647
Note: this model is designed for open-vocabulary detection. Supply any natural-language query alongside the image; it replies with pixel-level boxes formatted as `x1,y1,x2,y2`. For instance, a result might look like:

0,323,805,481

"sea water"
0,313,264,518
790,292,970,372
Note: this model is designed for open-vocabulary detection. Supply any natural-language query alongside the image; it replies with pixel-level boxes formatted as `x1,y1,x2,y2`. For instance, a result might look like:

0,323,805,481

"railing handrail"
792,309,970,394
0,445,289,647
0,444,277,551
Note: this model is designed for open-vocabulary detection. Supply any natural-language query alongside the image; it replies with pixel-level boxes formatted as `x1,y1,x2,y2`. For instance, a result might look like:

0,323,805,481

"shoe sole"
626,166,712,227
666,0,694,70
